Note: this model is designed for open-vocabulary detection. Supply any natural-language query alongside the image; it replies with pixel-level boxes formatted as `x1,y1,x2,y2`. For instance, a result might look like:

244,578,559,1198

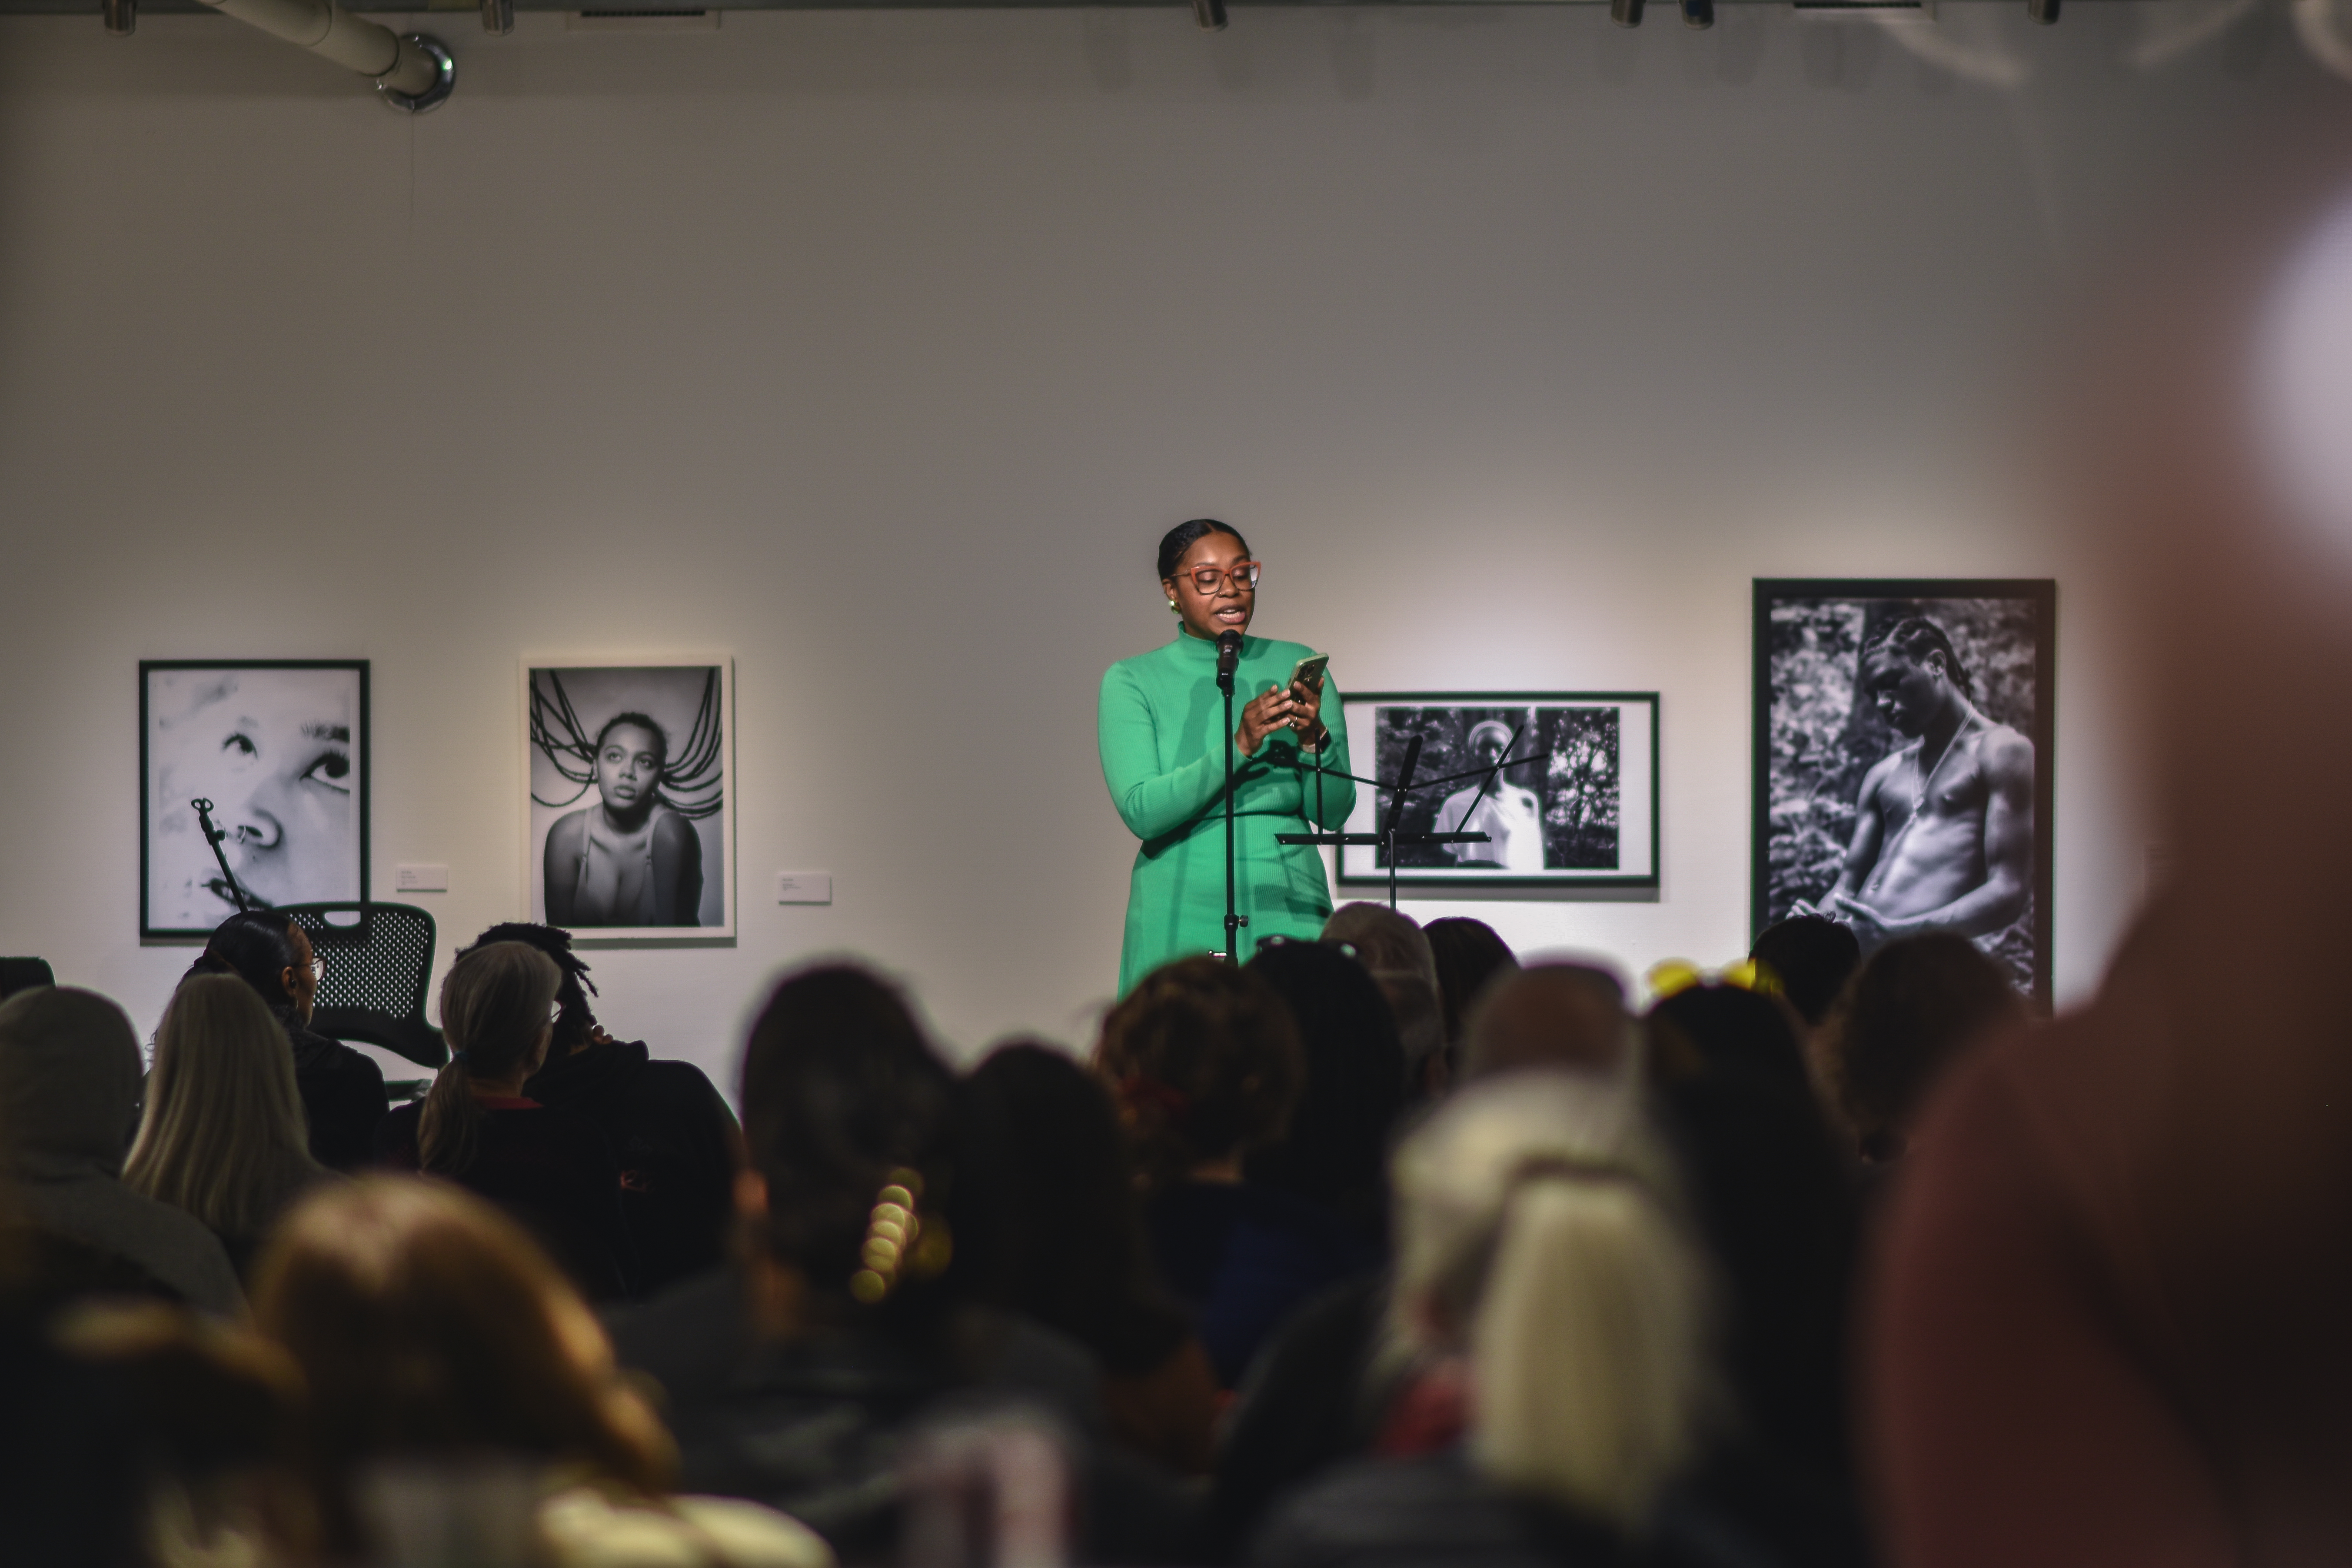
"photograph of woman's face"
146,666,363,931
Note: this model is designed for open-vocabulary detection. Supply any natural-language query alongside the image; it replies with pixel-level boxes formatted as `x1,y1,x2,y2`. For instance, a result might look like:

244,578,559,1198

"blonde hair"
418,942,560,1175
1389,1071,1711,1532
126,974,323,1239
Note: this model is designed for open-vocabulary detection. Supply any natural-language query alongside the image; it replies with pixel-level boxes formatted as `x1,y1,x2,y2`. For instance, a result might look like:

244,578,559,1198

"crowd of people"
0,903,2091,1565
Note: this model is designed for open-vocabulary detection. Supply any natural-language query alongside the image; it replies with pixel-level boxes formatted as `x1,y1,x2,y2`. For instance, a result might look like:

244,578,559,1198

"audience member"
124,973,329,1281
1245,942,1408,1240
1320,905,1447,1100
47,1300,305,1568
186,909,389,1172
1100,955,1363,1389
1249,1071,1738,1568
0,986,242,1316
251,1177,829,1566
1645,983,1867,1568
1422,917,1518,1065
609,963,1192,1563
961,1041,1218,1475
1818,933,2025,1168
376,942,635,1300
1460,963,1630,1082
1747,915,1861,1034
469,921,741,1298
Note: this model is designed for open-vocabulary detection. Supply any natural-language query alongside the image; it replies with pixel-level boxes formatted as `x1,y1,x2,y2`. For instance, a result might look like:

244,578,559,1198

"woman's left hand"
1287,673,1326,746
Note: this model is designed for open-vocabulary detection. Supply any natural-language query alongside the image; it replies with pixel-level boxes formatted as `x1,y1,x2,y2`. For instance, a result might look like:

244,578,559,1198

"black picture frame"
1751,579,2056,1004
140,659,371,941
1335,691,1661,890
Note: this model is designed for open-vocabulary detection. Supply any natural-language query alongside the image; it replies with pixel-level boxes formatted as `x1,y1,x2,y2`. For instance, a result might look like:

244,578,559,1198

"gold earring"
1168,599,1179,613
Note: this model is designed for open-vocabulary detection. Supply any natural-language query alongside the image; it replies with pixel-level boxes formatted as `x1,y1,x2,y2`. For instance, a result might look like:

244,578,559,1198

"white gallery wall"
0,0,2329,1087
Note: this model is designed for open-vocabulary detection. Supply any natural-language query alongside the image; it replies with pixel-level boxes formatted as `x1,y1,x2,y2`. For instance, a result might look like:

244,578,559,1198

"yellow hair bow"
1645,957,1781,1002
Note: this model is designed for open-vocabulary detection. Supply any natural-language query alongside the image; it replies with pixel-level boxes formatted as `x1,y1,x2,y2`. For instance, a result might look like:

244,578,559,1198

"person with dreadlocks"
543,711,705,927
460,922,743,1298
1797,616,2035,955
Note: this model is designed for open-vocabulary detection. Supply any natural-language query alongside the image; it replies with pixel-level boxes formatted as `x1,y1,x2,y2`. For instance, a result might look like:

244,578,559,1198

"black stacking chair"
280,904,447,1088
0,958,55,1002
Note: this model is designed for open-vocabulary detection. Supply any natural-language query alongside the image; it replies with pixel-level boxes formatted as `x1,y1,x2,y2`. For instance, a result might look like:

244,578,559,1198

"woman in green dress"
1098,519,1357,995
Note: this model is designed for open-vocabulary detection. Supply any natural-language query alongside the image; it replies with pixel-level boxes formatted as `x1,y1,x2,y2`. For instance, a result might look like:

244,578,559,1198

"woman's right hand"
1236,686,1298,759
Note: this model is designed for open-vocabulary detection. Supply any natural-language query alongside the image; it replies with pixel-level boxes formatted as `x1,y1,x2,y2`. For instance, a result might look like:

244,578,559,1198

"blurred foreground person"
610,963,1193,1564
186,909,387,1172
1321,904,1448,1099
377,941,634,1299
1645,984,1866,1568
479,921,741,1297
1816,934,2023,1173
1423,917,1518,1065
1869,161,2352,1568
1249,1072,1744,1568
0,986,242,1315
1461,963,1631,1082
961,1041,1218,1474
253,1177,828,1567
125,974,329,1282
1747,915,1861,1035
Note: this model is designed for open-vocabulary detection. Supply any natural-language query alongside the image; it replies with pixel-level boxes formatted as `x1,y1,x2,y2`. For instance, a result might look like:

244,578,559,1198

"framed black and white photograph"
1336,693,1659,889
523,657,734,942
142,660,369,940
1753,580,2055,1003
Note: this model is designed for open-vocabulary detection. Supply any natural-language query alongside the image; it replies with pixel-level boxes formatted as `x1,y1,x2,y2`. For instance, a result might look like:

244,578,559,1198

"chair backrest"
0,958,56,1002
280,903,448,1069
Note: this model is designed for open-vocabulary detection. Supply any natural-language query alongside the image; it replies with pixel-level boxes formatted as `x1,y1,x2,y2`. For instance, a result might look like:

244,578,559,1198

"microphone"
1215,630,1242,691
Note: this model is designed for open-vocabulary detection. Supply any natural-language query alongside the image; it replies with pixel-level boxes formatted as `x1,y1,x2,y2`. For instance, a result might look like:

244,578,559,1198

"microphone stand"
190,797,259,912
1217,634,1244,962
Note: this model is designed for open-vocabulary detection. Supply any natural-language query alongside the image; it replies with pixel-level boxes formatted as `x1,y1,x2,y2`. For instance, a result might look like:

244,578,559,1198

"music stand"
1278,728,1523,909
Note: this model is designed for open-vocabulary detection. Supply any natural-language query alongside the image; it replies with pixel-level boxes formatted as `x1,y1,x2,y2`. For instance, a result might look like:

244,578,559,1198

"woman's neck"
468,1073,532,1100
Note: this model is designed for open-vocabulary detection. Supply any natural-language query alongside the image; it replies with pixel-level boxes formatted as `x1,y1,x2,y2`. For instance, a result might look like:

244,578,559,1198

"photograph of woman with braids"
1753,583,2054,1002
524,659,732,937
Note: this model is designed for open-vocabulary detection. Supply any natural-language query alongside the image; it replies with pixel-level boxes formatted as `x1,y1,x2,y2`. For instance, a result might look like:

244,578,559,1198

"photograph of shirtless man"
1795,618,2034,952
1755,581,2053,1000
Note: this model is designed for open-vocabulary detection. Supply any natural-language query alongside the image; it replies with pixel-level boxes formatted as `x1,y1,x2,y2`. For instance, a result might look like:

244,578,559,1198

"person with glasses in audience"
185,910,389,1172
1098,519,1356,995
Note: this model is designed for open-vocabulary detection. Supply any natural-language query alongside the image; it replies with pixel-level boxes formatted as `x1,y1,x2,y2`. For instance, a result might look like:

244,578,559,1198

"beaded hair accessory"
850,1167,952,1305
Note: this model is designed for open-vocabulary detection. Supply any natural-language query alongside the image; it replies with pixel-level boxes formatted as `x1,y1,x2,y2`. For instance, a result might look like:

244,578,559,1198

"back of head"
960,1042,1182,1372
0,986,142,1177
418,943,562,1176
739,964,957,1312
250,1177,667,1556
186,911,300,1025
1244,942,1407,1229
1461,963,1629,1082
1423,918,1519,1050
1392,1072,1708,1532
1322,904,1446,1078
1822,934,2025,1159
126,975,320,1236
462,922,599,1056
1749,916,1863,1030
1095,956,1303,1191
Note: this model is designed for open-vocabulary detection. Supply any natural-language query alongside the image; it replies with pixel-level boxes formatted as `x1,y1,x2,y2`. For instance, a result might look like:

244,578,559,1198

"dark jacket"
375,1098,634,1299
605,1269,1199,1565
522,1038,737,1298
1250,1452,1768,1568
286,1022,389,1173
1145,1180,1383,1388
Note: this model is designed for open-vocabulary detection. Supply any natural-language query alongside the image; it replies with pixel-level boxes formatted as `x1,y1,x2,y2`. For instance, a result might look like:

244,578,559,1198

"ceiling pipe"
194,0,456,110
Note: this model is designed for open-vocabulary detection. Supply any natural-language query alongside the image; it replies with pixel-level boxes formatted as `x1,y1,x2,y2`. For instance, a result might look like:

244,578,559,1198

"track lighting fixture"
1193,0,1227,31
1681,0,1713,27
103,0,133,33
481,0,513,34
1611,0,1644,26
2028,0,2059,20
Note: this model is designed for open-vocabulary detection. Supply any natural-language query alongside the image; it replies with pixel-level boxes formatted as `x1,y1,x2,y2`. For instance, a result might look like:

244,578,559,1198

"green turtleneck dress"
1098,629,1357,995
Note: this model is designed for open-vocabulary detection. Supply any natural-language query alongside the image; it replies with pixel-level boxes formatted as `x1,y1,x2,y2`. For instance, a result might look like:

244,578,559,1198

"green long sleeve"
1096,629,1357,995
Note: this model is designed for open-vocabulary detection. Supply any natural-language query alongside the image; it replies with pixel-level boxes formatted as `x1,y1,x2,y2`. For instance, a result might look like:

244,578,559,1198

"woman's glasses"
1181,561,1261,594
